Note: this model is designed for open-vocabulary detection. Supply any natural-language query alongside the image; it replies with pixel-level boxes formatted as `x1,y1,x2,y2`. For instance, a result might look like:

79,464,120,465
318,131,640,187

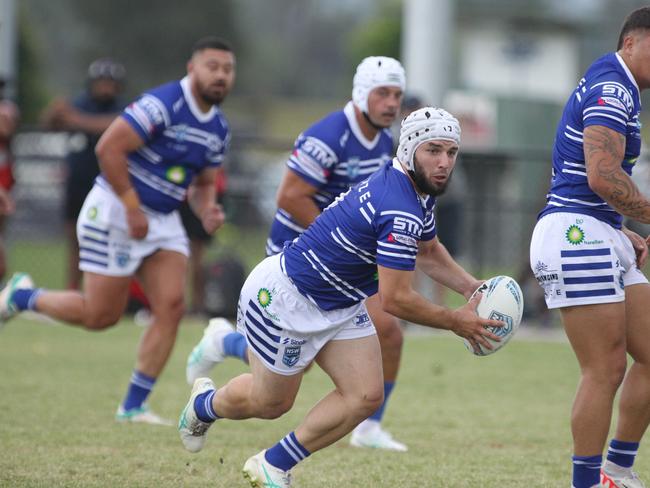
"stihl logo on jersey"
600,84,633,112
392,216,421,235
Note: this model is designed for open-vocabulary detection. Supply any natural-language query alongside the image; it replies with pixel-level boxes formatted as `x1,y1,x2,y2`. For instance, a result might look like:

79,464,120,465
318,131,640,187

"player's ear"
186,60,194,75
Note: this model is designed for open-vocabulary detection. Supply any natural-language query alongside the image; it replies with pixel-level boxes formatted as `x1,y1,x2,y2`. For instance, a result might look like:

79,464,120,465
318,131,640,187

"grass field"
0,317,645,488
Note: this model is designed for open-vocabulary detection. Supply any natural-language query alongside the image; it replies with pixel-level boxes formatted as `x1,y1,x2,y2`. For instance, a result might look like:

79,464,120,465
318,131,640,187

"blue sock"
122,370,156,411
607,439,639,469
12,288,43,311
572,454,602,488
193,389,219,423
368,381,395,422
264,432,310,472
223,331,248,363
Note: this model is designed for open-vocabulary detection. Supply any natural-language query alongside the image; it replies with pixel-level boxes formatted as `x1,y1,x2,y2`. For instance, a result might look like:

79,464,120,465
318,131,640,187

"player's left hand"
201,203,225,234
623,227,648,268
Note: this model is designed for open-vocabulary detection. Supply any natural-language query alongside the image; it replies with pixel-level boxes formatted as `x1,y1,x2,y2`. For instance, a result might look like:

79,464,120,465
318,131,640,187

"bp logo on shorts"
565,225,585,245
282,345,301,367
166,166,186,184
257,288,272,308
87,206,98,221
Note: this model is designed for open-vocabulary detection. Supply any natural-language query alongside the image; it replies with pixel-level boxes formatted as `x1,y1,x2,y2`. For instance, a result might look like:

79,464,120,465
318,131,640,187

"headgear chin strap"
396,107,461,172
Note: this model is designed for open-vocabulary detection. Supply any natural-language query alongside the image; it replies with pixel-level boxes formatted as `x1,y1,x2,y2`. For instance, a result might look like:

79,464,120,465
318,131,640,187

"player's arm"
60,106,117,135
377,264,501,350
276,169,321,228
416,237,481,299
95,117,148,238
584,125,650,223
189,168,225,234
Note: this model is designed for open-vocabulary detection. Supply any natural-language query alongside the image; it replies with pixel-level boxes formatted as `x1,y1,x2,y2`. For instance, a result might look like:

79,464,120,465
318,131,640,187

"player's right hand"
126,207,148,239
449,293,503,351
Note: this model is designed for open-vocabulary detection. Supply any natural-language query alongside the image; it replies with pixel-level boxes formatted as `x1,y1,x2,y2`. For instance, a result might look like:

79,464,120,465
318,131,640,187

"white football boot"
0,272,34,329
242,451,292,488
186,318,234,385
178,377,216,453
601,466,647,488
115,404,173,426
350,419,408,452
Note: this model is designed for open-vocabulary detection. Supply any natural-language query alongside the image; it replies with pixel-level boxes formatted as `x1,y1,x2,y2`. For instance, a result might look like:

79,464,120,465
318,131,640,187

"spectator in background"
41,58,126,289
179,166,227,315
0,79,18,280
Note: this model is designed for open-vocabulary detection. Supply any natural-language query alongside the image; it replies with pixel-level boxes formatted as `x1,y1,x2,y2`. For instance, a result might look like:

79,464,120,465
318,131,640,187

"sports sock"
572,454,601,488
193,389,219,422
368,381,395,422
223,331,248,363
264,432,311,472
607,439,639,469
122,370,156,411
12,288,43,311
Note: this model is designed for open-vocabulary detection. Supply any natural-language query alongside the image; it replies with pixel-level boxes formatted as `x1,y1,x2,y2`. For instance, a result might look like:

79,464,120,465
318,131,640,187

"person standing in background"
41,59,126,289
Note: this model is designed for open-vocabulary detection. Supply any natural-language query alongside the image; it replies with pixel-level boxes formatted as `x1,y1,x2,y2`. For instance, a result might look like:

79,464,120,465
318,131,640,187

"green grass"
0,318,643,487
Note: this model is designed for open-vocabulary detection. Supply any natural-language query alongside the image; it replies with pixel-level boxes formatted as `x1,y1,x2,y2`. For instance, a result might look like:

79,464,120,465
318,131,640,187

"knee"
256,397,295,420
348,386,384,420
151,295,185,324
584,354,627,390
83,311,120,330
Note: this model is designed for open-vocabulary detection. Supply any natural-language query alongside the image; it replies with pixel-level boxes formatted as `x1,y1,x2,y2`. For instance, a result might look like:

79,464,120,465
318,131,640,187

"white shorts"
236,254,376,375
76,183,189,277
530,213,647,309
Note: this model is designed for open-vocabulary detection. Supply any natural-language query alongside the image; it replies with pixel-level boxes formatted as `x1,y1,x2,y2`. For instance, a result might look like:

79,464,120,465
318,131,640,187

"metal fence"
7,130,554,284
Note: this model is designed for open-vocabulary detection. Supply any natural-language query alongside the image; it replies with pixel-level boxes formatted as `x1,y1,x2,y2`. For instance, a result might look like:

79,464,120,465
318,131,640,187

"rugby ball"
462,275,524,356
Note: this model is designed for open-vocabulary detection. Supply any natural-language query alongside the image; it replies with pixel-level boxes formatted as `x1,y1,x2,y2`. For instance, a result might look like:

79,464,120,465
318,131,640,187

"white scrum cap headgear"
397,107,461,171
352,56,405,113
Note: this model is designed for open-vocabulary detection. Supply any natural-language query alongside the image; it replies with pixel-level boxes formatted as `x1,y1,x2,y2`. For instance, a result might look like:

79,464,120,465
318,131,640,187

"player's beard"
412,156,451,197
198,80,228,106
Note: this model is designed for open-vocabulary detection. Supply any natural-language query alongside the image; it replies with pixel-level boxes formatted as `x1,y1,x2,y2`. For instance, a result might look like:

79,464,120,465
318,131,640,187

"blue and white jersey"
282,159,436,311
266,101,393,255
105,76,230,214
539,52,642,229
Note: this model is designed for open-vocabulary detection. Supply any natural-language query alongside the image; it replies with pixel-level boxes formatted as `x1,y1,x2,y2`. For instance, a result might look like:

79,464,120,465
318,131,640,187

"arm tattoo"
583,125,650,223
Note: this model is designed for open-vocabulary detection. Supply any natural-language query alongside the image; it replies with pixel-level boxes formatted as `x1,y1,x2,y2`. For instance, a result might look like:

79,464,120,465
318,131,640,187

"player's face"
366,86,403,128
189,48,236,106
411,140,459,197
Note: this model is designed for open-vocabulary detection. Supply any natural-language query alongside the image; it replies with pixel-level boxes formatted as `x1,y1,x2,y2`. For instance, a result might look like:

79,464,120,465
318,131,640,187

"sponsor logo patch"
388,233,417,247
598,97,626,111
282,345,301,367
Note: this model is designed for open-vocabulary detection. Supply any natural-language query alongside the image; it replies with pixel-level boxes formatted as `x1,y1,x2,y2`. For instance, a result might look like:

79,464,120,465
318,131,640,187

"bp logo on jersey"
257,288,272,308
565,225,584,245
166,166,186,184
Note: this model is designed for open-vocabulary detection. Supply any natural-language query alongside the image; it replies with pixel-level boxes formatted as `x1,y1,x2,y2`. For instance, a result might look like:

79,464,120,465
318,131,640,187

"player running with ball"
179,106,503,487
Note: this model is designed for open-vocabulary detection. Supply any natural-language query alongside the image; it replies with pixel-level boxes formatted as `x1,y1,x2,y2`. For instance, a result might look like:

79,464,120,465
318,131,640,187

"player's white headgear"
397,107,461,172
352,56,406,114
